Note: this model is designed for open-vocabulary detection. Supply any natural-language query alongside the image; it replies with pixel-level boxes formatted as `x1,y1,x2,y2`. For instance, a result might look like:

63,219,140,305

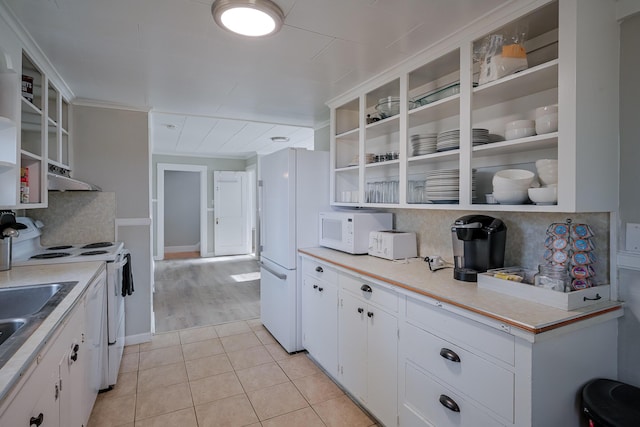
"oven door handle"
110,259,128,269
260,262,287,280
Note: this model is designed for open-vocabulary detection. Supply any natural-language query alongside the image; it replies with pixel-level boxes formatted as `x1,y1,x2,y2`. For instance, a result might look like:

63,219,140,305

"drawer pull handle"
440,348,461,363
313,285,318,289
318,287,324,292
367,311,374,318
30,413,44,426
315,266,324,273
360,284,372,293
357,307,364,314
583,293,601,301
439,394,460,413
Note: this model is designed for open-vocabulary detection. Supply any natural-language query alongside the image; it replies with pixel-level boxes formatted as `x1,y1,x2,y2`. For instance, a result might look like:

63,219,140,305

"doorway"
157,163,208,260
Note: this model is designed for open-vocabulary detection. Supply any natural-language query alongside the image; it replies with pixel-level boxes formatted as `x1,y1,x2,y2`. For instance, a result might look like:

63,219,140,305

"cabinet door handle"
315,266,323,273
367,311,374,318
360,284,372,293
357,307,364,314
439,394,460,413
30,413,44,426
318,287,324,292
439,347,461,363
313,284,318,289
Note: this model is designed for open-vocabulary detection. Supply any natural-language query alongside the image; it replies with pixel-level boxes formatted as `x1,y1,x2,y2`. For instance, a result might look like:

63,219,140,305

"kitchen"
0,0,639,426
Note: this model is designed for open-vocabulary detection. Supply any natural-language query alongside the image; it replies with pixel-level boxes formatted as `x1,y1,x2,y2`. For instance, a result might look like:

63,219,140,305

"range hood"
47,164,101,191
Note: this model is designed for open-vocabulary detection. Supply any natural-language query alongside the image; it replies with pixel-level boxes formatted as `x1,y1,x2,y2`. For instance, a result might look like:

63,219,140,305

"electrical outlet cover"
626,223,640,252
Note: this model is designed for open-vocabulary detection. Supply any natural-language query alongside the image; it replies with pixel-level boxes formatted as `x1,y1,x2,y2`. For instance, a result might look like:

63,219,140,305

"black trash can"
582,378,640,427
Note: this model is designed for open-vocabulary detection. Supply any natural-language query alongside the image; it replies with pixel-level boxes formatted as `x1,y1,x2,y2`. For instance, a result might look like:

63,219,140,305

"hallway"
154,255,260,332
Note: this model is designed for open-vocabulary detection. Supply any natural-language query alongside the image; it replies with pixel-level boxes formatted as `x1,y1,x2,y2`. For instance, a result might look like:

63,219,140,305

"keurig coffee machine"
451,214,506,282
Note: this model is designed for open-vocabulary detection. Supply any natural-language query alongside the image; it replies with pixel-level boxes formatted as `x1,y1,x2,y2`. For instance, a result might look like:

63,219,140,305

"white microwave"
319,211,393,254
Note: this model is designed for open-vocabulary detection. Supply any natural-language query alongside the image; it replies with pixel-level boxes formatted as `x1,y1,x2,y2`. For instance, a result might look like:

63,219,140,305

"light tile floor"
88,319,378,427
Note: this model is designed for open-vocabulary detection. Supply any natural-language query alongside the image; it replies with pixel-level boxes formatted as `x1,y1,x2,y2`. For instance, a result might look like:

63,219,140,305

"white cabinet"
0,45,72,209
301,259,338,377
0,269,105,427
338,274,398,427
399,293,618,426
328,0,619,213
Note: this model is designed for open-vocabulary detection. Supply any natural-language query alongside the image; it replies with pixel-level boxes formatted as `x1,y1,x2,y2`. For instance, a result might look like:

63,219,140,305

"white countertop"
0,262,105,404
299,247,623,334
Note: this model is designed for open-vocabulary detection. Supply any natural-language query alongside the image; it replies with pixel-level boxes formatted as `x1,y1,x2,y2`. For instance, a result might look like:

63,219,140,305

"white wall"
314,124,330,151
164,170,199,248
73,105,152,341
617,13,640,388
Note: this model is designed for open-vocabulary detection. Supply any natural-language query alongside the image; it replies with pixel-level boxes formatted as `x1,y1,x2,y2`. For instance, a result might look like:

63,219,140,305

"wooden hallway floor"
154,255,260,332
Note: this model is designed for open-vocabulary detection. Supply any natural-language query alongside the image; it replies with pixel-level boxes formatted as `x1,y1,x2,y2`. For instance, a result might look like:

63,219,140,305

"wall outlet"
626,223,640,252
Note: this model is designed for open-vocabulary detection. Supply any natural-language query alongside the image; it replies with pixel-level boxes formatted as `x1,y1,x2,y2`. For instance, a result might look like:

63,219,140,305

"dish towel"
122,252,135,296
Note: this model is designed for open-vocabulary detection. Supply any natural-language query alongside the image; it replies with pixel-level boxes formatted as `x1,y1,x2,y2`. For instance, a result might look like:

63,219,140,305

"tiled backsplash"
389,209,610,284
28,192,116,245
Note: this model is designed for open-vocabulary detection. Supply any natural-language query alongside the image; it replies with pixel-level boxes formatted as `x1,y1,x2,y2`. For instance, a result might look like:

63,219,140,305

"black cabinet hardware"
360,284,372,293
315,266,323,273
439,394,460,412
439,348,461,363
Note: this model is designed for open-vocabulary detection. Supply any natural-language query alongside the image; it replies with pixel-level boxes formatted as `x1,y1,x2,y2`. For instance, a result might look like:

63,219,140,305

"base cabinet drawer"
302,258,338,283
340,273,398,313
406,297,514,365
402,363,505,427
403,323,514,422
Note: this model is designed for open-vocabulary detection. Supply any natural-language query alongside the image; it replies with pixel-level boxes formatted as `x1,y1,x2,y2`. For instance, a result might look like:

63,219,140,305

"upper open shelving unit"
328,0,619,213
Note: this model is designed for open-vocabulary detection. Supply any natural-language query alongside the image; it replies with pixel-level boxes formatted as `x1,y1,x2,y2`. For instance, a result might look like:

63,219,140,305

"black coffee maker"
451,214,507,282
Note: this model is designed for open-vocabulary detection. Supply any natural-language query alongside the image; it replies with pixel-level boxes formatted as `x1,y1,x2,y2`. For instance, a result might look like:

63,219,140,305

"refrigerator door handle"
260,262,287,280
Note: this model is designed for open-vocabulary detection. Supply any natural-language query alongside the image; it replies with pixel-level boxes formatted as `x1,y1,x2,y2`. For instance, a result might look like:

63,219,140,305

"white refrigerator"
259,147,329,353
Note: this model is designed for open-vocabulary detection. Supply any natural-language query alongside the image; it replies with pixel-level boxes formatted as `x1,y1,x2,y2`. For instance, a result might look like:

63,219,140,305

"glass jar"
534,263,569,292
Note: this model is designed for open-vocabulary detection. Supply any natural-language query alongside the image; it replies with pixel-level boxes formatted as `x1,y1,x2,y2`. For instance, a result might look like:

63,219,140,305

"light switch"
626,223,640,252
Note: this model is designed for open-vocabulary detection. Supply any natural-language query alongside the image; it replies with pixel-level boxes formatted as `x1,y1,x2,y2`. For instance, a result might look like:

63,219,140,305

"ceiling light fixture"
211,0,284,37
271,136,289,142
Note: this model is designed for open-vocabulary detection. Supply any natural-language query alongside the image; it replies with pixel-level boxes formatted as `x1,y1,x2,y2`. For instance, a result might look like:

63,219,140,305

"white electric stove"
12,217,128,391
12,218,124,266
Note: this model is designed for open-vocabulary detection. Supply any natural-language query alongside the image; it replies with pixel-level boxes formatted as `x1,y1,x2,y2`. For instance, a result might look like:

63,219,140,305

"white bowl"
528,187,557,205
493,180,530,192
505,127,536,140
535,159,558,185
535,113,558,134
493,189,529,204
493,169,535,187
535,159,558,169
505,119,535,130
535,105,558,117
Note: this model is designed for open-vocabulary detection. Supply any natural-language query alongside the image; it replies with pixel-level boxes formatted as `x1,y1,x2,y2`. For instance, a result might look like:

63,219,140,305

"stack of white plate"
472,128,490,145
410,133,437,156
436,129,460,151
424,169,476,203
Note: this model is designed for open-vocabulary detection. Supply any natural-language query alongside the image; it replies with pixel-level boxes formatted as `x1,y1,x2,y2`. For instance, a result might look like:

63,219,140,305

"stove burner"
82,242,113,249
47,245,74,250
31,252,71,259
80,250,109,256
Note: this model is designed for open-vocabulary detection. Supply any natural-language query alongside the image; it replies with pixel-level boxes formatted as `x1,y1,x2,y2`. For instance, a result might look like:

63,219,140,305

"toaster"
368,230,417,260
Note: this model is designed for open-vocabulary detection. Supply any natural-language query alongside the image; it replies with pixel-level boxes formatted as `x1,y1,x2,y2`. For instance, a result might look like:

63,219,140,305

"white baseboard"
165,244,200,253
125,332,152,346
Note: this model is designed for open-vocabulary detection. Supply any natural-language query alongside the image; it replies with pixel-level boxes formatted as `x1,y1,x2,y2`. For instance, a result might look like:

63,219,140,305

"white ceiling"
2,0,510,158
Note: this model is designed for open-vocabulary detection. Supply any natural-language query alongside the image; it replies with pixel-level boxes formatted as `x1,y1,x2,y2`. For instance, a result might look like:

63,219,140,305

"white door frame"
157,163,208,260
245,163,257,254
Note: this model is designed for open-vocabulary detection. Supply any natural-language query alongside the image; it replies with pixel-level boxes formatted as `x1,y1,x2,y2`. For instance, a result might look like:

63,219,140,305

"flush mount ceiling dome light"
212,0,284,37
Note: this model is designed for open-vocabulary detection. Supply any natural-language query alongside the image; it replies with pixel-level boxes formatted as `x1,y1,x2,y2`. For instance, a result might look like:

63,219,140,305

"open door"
214,171,250,256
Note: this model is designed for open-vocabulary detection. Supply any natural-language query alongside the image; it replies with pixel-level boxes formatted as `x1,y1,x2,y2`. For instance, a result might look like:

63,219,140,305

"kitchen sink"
0,319,26,347
0,282,77,369
0,283,66,318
